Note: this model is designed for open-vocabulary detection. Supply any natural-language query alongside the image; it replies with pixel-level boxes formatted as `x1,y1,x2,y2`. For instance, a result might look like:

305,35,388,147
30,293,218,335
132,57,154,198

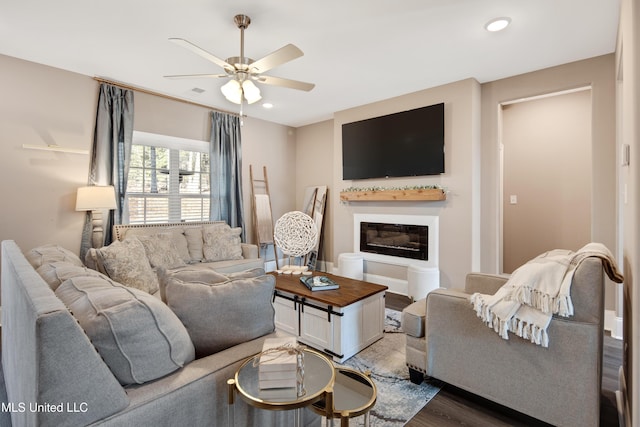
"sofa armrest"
464,272,509,295
241,243,259,259
402,299,426,338
402,289,469,338
1,240,129,426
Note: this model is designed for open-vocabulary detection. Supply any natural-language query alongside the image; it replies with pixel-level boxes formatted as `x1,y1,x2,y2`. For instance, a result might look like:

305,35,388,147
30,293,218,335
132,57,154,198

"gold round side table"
228,348,335,427
311,367,377,427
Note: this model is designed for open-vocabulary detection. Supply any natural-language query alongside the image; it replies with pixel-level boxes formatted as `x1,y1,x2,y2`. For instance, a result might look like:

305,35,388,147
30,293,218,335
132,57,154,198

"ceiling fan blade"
164,73,228,79
258,75,315,92
169,38,233,71
250,44,304,74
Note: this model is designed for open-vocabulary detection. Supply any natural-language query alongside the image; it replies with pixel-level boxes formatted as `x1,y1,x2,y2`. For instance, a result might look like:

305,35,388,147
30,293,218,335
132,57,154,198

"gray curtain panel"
209,111,245,241
80,83,134,258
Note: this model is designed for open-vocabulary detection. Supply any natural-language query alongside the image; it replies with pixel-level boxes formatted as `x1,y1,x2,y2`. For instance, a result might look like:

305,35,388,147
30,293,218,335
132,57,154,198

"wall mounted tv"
342,102,444,180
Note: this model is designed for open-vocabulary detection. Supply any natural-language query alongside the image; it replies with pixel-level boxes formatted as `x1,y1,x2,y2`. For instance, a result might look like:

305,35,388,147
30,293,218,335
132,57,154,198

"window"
126,131,210,224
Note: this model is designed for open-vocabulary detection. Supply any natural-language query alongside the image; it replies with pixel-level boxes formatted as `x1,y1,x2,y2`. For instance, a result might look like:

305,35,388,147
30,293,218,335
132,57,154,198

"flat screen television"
342,102,444,180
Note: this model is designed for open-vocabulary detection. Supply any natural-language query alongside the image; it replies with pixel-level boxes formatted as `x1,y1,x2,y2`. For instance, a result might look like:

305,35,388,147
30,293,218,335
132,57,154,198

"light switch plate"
622,144,630,166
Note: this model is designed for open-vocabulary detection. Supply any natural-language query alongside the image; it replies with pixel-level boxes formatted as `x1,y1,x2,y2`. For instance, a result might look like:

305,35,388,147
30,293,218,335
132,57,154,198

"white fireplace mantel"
353,213,439,268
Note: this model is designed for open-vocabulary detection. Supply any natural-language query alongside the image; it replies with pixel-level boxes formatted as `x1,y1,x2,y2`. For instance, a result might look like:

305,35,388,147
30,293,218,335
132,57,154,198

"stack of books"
258,337,298,392
299,275,339,291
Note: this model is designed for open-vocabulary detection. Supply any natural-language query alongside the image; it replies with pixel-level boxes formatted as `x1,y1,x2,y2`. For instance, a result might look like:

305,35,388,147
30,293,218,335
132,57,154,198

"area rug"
333,308,441,426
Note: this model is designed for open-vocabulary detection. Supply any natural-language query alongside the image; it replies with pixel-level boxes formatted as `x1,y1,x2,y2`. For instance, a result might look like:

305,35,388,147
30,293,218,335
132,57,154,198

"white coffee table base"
273,291,385,362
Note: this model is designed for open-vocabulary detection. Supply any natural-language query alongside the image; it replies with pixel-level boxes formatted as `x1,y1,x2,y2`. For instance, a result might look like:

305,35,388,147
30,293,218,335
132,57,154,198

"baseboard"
605,309,624,339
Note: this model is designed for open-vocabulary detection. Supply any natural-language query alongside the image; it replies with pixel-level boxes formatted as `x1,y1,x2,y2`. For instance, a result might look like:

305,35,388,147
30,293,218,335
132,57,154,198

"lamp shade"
76,186,117,211
221,79,242,104
221,78,262,105
242,80,262,104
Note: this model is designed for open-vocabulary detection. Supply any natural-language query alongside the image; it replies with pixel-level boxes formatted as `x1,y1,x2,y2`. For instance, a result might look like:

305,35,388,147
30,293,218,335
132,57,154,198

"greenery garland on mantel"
341,185,445,192
340,185,447,202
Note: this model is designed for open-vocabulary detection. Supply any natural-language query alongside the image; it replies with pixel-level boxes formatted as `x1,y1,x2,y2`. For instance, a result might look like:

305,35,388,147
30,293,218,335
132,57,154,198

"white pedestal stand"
407,265,440,301
338,253,364,280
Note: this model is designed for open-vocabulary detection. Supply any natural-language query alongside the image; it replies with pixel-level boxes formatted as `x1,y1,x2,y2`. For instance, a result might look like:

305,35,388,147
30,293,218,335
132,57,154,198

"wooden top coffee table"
270,271,388,362
271,271,387,307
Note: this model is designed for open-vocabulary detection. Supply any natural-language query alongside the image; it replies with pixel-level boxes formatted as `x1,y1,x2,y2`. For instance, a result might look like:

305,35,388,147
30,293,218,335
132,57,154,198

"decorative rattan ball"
274,211,318,257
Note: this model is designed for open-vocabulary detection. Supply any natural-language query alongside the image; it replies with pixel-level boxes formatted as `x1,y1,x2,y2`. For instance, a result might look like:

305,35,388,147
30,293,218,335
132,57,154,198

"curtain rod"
93,76,239,117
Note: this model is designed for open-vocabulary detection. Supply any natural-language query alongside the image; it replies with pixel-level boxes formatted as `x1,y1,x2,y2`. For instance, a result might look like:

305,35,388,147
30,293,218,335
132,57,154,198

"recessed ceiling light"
263,103,274,109
485,17,511,32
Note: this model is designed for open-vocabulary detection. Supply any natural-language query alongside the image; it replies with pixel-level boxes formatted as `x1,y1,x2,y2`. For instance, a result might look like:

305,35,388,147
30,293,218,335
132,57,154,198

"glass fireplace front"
359,222,428,261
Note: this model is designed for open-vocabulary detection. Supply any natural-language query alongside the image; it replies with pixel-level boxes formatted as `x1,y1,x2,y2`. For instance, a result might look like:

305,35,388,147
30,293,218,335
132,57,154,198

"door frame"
497,86,592,274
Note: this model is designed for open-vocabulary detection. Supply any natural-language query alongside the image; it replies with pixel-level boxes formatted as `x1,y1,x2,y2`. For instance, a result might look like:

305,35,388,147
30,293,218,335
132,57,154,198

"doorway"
501,88,592,273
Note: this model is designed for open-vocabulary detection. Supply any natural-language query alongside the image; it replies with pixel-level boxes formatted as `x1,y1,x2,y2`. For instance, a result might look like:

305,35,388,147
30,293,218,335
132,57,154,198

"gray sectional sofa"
1,239,318,426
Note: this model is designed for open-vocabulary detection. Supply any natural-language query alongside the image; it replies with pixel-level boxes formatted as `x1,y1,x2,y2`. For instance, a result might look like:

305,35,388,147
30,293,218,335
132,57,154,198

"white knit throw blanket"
470,243,624,347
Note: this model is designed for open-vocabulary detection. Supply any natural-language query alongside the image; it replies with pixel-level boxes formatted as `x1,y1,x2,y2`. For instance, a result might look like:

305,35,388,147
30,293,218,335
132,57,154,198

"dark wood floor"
385,292,622,427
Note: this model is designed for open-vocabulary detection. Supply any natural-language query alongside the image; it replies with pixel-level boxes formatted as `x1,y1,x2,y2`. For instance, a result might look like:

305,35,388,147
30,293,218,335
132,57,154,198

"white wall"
331,78,482,289
294,56,616,299
617,0,639,423
0,54,296,261
295,120,334,264
241,116,297,262
501,90,592,273
0,55,96,253
481,55,616,276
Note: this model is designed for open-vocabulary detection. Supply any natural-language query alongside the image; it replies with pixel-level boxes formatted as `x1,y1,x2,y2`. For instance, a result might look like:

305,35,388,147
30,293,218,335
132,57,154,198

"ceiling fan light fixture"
169,13,313,111
221,79,242,104
485,17,511,32
242,80,262,104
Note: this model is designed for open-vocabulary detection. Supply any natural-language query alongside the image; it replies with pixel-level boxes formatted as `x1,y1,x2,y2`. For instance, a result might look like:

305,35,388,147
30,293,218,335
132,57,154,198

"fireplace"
353,213,439,268
360,222,428,260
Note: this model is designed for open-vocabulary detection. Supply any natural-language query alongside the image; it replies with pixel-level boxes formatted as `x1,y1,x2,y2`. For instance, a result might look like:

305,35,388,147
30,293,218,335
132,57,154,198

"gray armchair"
401,257,605,427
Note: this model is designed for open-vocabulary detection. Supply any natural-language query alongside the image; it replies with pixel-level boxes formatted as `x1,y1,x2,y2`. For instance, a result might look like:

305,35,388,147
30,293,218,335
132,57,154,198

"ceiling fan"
165,14,315,105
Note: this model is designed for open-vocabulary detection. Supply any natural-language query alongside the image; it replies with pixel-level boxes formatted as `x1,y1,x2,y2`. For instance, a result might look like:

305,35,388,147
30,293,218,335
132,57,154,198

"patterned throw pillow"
123,227,191,263
183,227,204,262
96,238,160,294
136,233,186,270
202,224,243,262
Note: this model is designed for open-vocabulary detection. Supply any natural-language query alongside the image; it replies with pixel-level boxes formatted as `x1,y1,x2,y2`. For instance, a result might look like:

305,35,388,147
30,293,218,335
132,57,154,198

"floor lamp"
76,186,117,248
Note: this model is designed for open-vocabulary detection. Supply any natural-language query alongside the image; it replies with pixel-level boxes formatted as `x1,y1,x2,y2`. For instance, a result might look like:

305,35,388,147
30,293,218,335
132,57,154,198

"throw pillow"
167,228,191,263
25,244,84,269
36,261,104,291
123,227,191,264
183,227,204,262
136,233,186,270
96,238,160,294
56,275,195,386
164,274,276,358
84,248,105,274
156,266,229,303
225,267,266,280
202,224,243,262
160,266,230,284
